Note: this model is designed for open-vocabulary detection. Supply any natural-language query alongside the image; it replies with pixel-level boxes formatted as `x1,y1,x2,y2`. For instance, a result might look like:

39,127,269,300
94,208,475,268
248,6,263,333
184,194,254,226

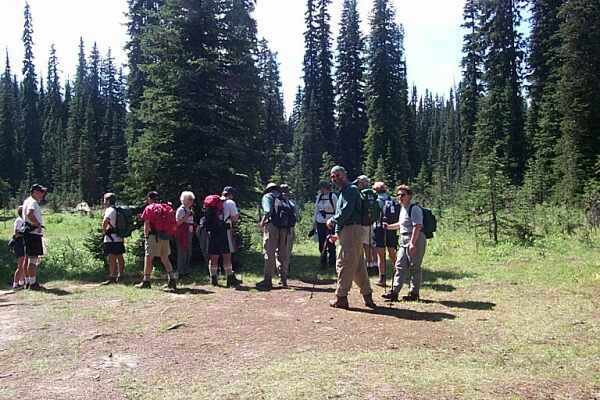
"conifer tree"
556,0,600,196
42,44,64,190
21,2,42,181
364,0,410,183
335,0,367,179
66,38,87,189
0,53,18,189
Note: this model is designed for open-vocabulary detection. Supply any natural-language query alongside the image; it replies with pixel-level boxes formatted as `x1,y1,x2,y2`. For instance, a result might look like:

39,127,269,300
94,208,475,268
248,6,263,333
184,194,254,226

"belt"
401,232,412,236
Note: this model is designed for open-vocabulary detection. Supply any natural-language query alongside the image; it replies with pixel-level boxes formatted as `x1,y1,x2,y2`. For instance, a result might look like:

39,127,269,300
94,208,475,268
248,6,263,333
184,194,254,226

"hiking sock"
18,280,25,286
30,276,36,285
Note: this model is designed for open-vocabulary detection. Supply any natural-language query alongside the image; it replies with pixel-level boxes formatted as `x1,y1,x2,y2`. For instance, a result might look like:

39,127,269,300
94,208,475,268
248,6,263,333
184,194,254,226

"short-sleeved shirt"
262,191,279,214
398,203,423,235
22,196,43,235
176,205,194,232
14,217,25,235
314,192,337,224
103,207,123,243
223,199,239,223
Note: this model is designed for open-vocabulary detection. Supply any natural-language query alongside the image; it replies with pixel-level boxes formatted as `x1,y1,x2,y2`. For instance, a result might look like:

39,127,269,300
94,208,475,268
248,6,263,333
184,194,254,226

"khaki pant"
391,232,427,296
263,223,291,279
335,225,373,297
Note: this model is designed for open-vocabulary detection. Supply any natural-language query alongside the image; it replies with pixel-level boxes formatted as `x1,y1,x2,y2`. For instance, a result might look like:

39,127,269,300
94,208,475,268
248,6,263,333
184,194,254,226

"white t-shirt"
314,192,337,224
13,217,25,235
22,196,43,235
223,199,239,223
399,203,424,235
176,205,194,233
103,207,123,243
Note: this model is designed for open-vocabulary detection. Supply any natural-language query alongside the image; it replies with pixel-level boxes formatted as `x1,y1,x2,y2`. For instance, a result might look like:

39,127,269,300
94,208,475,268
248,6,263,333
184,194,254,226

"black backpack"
382,199,401,224
409,204,437,239
109,207,133,238
269,193,297,229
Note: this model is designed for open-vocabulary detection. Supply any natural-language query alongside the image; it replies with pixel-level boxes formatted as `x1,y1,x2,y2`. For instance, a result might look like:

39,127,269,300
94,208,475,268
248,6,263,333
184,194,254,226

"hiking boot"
211,275,218,287
100,277,117,286
135,280,151,289
279,275,288,288
256,279,272,291
226,274,241,288
167,278,177,290
375,275,387,287
381,291,399,302
329,296,349,309
29,282,42,291
402,293,420,302
363,293,377,308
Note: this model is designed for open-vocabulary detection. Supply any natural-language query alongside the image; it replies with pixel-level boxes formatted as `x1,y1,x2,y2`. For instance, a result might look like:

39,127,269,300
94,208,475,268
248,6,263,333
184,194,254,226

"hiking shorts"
13,237,25,258
104,242,126,256
208,225,230,256
360,226,373,246
374,227,399,249
145,235,171,258
24,234,44,257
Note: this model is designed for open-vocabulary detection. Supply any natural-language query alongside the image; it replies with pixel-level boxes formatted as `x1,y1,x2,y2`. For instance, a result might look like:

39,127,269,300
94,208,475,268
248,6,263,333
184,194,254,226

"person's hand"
382,222,389,230
408,243,417,257
326,218,334,230
328,234,338,244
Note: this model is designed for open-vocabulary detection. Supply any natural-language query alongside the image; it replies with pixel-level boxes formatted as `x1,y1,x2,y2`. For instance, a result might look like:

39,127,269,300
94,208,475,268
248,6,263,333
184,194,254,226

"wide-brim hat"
263,182,280,194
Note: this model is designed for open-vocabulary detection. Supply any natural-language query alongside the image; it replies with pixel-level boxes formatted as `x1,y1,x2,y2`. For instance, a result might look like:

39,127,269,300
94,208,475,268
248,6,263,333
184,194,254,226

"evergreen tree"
335,0,367,178
556,0,600,196
42,44,64,190
0,52,18,189
21,2,42,181
459,0,484,175
66,38,87,189
364,0,410,183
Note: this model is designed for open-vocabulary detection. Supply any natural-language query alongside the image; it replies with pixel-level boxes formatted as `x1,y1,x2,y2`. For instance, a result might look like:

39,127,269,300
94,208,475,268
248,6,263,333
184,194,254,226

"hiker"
355,175,379,271
327,166,376,309
203,190,241,288
373,182,399,287
10,206,27,290
257,182,296,290
176,191,195,278
136,191,177,290
382,185,427,302
280,184,298,260
101,193,126,285
313,181,337,269
22,184,47,290
221,186,243,275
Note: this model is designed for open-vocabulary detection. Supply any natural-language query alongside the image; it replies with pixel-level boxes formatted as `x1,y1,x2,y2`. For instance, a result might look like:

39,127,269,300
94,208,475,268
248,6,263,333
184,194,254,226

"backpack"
147,202,177,239
359,188,382,226
317,192,336,217
268,193,297,229
382,199,401,224
114,207,133,238
203,194,225,231
409,204,437,239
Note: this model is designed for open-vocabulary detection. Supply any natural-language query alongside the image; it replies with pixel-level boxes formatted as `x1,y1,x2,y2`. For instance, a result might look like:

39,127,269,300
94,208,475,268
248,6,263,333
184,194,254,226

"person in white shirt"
314,181,337,269
11,206,27,289
176,191,195,278
102,193,126,285
21,184,47,290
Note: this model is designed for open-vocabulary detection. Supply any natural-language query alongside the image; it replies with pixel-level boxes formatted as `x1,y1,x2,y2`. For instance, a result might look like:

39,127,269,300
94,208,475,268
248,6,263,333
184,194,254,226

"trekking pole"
383,224,387,291
312,232,332,300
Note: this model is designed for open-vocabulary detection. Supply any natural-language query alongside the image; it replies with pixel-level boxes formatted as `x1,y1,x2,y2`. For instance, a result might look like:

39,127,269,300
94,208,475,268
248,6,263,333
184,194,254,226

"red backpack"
203,194,224,230
146,202,177,238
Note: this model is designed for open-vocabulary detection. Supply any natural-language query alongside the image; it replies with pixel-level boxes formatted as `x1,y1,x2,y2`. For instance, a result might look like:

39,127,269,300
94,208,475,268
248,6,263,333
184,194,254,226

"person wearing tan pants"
327,166,376,309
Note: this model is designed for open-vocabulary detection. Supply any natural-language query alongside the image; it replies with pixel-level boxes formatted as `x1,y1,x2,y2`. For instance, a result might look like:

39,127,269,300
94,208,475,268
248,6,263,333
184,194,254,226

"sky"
1,0,465,112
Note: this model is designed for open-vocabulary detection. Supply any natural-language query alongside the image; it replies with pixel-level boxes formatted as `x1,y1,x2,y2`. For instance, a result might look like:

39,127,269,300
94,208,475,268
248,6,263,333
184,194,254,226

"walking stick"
311,233,331,300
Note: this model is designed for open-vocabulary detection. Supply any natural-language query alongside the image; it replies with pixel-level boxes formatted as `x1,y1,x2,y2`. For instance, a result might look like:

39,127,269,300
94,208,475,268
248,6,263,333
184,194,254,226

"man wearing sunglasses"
327,166,376,309
382,185,427,302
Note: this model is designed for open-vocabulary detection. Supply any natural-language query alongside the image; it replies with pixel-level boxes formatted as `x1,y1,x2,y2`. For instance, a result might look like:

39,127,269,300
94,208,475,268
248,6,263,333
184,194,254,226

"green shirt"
332,183,362,232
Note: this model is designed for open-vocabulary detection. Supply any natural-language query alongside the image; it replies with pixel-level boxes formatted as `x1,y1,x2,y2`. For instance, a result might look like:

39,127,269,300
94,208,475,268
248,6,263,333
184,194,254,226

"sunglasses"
397,192,408,197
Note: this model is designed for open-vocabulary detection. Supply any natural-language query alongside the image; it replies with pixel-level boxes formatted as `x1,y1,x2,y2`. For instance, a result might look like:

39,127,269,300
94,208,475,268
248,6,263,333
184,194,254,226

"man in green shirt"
327,166,376,309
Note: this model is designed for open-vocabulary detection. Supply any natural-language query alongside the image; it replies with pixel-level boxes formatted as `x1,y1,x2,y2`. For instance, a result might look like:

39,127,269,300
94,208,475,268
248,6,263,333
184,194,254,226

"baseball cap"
30,184,48,193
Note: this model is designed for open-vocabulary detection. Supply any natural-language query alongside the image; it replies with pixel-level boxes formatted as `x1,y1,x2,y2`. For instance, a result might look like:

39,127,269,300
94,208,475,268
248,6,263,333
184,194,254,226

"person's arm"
144,220,151,238
27,209,40,227
176,208,186,227
102,214,111,234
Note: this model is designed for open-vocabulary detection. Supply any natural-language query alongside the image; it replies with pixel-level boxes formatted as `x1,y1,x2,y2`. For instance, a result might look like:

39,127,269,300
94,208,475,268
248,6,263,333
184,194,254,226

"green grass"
1,208,599,399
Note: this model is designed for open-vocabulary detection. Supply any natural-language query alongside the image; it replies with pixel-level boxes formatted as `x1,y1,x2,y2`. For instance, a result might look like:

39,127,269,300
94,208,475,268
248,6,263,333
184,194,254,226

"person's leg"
261,224,278,285
351,227,373,299
176,240,186,277
334,227,356,299
27,256,39,284
209,254,219,285
14,256,25,287
278,229,290,286
407,235,427,298
143,255,154,281
316,223,327,266
387,247,397,268
107,254,117,280
391,246,409,295
116,254,125,280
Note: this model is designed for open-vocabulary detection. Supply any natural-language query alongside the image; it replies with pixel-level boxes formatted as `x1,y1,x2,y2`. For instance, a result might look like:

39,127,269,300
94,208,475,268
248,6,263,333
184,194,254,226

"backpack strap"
328,192,335,212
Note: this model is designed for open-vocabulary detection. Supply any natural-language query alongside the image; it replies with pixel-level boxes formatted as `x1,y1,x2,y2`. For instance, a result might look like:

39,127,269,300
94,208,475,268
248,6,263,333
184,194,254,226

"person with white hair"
175,190,196,278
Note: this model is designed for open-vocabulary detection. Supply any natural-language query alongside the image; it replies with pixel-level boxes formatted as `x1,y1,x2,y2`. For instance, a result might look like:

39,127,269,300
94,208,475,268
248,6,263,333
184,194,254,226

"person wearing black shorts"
22,184,47,290
372,182,399,287
11,206,27,290
102,193,126,285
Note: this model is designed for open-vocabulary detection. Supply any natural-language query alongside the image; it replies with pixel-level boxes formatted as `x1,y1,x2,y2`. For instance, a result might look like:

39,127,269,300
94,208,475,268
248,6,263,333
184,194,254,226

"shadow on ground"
349,306,456,322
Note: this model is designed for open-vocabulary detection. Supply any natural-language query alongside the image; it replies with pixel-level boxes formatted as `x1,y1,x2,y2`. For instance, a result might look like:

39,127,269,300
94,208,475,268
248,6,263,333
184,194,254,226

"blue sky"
1,0,467,112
